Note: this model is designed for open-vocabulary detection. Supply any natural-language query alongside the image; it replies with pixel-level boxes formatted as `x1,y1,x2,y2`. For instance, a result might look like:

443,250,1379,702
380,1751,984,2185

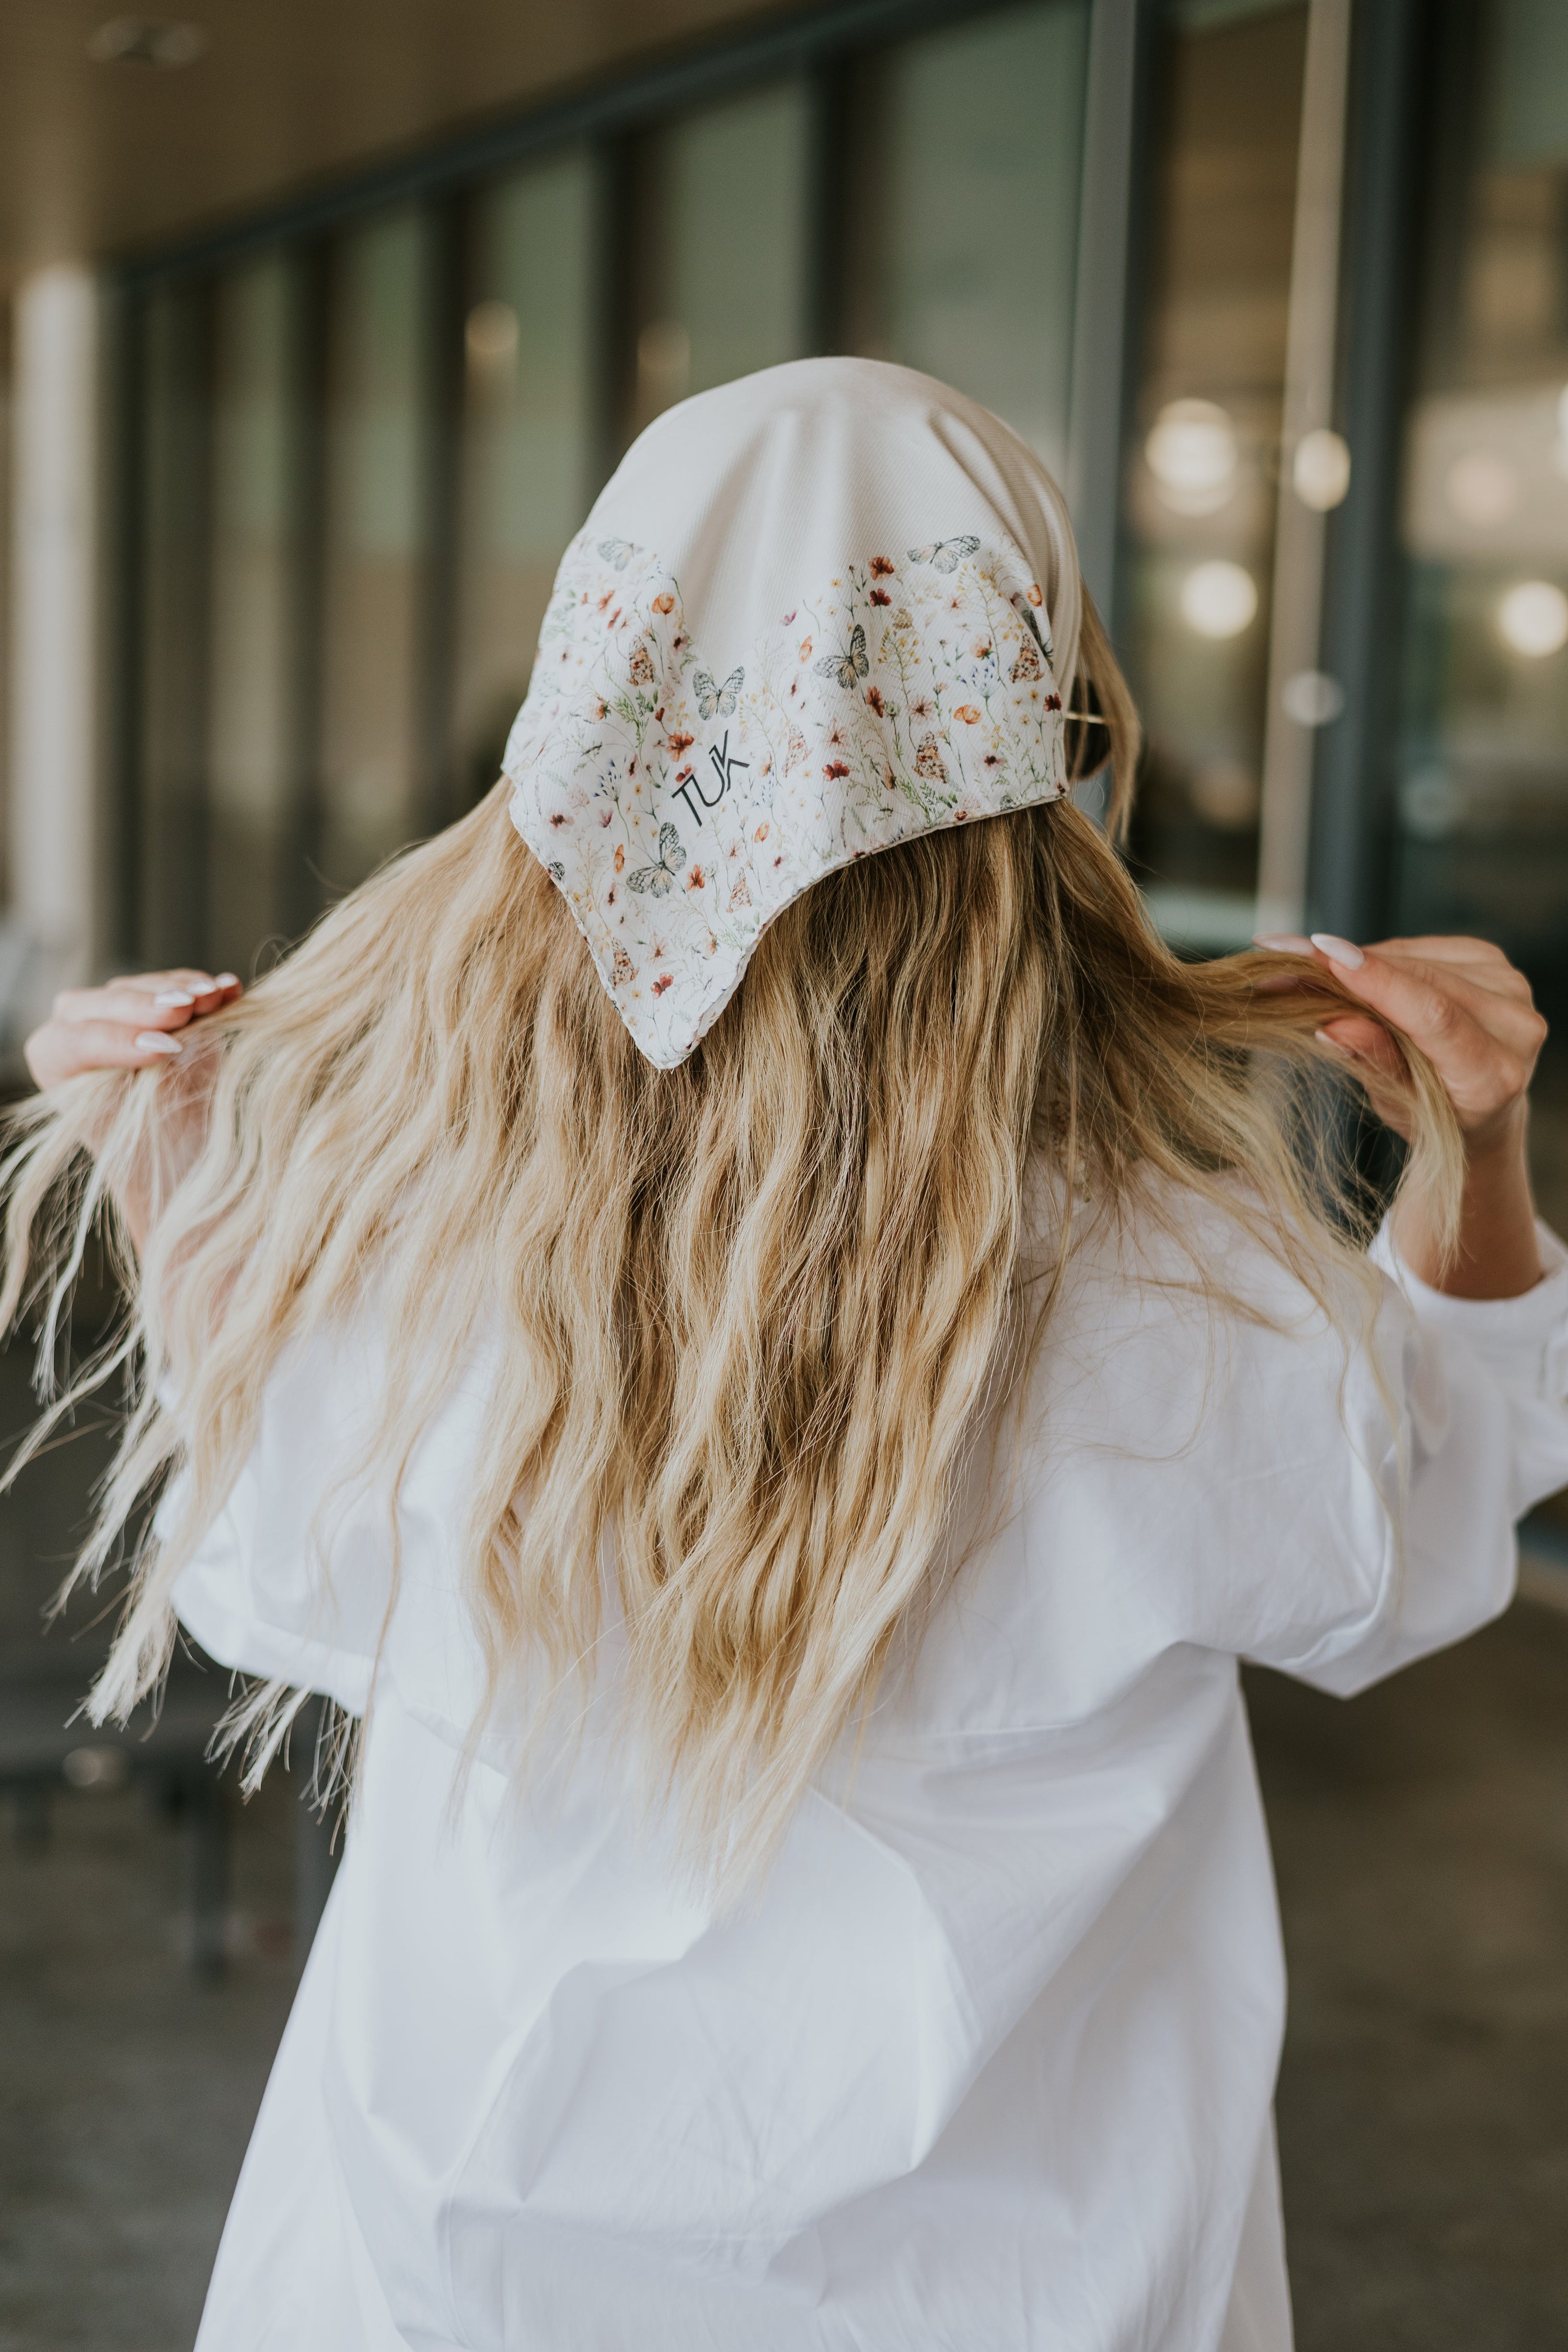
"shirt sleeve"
1268,1217,1568,1697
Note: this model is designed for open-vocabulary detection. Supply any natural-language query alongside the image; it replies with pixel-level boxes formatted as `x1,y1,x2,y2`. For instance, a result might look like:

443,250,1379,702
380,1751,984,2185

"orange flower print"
652,974,673,996
865,685,885,716
614,844,625,871
869,556,895,578
667,731,694,755
1026,583,1044,606
824,759,850,780
755,822,770,841
953,705,981,724
652,591,675,614
686,864,706,890
799,638,813,661
870,588,891,606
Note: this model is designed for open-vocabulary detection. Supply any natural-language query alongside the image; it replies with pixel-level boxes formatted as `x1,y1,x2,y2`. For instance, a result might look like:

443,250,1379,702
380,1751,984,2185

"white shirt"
173,1186,1568,2352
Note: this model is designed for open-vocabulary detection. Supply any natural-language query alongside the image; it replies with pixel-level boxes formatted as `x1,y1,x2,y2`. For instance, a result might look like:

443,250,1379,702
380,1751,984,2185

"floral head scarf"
503,356,1083,1067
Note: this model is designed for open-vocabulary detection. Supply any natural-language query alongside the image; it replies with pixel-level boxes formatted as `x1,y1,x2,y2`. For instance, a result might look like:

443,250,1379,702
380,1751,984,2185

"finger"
26,1019,185,1088
1311,939,1543,1054
53,985,202,1031
1366,941,1535,1002
1316,1013,1406,1079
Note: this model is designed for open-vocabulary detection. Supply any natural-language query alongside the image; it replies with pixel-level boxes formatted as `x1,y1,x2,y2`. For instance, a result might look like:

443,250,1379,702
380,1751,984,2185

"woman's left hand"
1256,930,1548,1297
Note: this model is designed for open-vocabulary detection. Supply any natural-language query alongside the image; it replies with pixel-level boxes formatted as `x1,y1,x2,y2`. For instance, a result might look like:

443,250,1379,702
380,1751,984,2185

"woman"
9,360,1567,2351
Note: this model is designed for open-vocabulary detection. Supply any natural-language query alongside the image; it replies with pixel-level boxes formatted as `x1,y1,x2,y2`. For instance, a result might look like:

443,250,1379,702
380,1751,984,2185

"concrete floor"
0,1603,1561,2349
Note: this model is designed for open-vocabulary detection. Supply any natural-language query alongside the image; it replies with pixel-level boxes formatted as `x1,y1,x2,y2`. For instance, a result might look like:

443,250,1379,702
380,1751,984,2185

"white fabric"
501,360,1077,1066
177,1187,1568,2352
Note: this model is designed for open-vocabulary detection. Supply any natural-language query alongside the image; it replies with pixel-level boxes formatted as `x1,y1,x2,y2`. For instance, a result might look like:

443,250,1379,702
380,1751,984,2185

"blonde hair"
0,596,1462,1888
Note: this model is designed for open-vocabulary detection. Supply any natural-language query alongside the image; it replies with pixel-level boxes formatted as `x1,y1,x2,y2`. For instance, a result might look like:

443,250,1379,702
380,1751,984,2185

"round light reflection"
1180,560,1258,639
1446,449,1518,526
1293,428,1351,512
1497,579,1568,659
1145,399,1238,514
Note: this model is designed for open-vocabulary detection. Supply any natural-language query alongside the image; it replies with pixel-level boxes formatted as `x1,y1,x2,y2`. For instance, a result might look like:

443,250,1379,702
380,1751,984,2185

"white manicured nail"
1253,933,1314,954
1310,932,1365,970
214,973,239,988
134,1031,182,1055
153,989,194,1007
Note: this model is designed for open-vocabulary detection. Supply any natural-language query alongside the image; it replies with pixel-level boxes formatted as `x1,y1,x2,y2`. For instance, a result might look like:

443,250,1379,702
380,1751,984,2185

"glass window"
628,79,811,440
205,252,308,972
136,284,211,968
1119,0,1310,949
1396,0,1568,1238
454,152,596,806
849,0,1091,476
318,207,437,893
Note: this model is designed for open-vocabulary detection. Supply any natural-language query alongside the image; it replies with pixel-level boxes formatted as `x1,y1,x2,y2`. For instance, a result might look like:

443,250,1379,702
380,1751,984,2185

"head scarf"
503,357,1083,1067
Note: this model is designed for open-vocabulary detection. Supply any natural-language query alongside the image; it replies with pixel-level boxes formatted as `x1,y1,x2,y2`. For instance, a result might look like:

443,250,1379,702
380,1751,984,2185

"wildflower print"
502,524,1066,1066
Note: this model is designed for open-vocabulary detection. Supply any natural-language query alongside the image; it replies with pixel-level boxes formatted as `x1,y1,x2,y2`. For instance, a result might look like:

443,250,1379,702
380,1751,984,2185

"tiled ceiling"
0,0,797,291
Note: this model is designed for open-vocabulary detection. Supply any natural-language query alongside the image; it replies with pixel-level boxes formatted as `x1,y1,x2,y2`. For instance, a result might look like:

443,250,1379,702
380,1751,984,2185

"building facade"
5,0,1567,1236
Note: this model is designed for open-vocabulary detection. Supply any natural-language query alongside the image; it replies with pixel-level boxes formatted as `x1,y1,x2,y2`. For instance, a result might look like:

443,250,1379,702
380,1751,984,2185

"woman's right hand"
24,970,241,1092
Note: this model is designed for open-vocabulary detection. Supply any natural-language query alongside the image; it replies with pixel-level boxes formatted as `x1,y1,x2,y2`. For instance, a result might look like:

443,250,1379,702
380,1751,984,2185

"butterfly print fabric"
501,358,1084,1067
504,529,1067,1066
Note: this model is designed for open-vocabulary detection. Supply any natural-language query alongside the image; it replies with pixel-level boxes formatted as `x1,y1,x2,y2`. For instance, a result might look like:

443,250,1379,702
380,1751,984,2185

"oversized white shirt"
172,1185,1568,2352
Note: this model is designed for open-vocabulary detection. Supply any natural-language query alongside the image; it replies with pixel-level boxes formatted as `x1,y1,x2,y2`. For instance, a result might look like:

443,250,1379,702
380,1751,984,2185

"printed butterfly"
908,535,981,573
598,538,634,569
627,822,687,897
695,667,744,720
814,625,869,689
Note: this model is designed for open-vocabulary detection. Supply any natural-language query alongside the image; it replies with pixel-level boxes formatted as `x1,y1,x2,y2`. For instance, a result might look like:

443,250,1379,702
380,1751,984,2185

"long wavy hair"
0,595,1462,1888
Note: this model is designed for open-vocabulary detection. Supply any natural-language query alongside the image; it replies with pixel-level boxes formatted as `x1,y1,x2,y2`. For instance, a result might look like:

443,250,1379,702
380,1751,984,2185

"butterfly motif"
627,822,687,896
598,539,634,569
908,535,980,573
628,641,655,687
914,734,947,781
729,873,751,910
814,625,869,689
612,945,635,988
786,725,808,773
1010,636,1042,683
695,667,744,720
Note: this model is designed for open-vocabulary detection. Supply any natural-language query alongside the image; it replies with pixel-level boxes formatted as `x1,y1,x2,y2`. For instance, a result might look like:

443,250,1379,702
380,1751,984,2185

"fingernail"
1253,933,1315,954
1310,932,1365,970
214,973,239,989
153,989,194,1008
134,1031,182,1056
1315,1029,1354,1055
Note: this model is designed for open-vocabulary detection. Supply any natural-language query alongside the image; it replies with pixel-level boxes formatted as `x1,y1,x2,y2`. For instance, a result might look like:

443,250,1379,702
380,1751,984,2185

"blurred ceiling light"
87,15,207,65
1292,428,1351,512
1282,669,1345,726
465,300,519,371
1144,399,1237,514
1179,560,1257,639
1445,448,1518,525
1497,579,1568,658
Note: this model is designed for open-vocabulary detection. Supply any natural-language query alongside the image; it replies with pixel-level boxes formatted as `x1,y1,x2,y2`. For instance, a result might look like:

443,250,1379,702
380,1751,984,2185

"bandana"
502,358,1082,1067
